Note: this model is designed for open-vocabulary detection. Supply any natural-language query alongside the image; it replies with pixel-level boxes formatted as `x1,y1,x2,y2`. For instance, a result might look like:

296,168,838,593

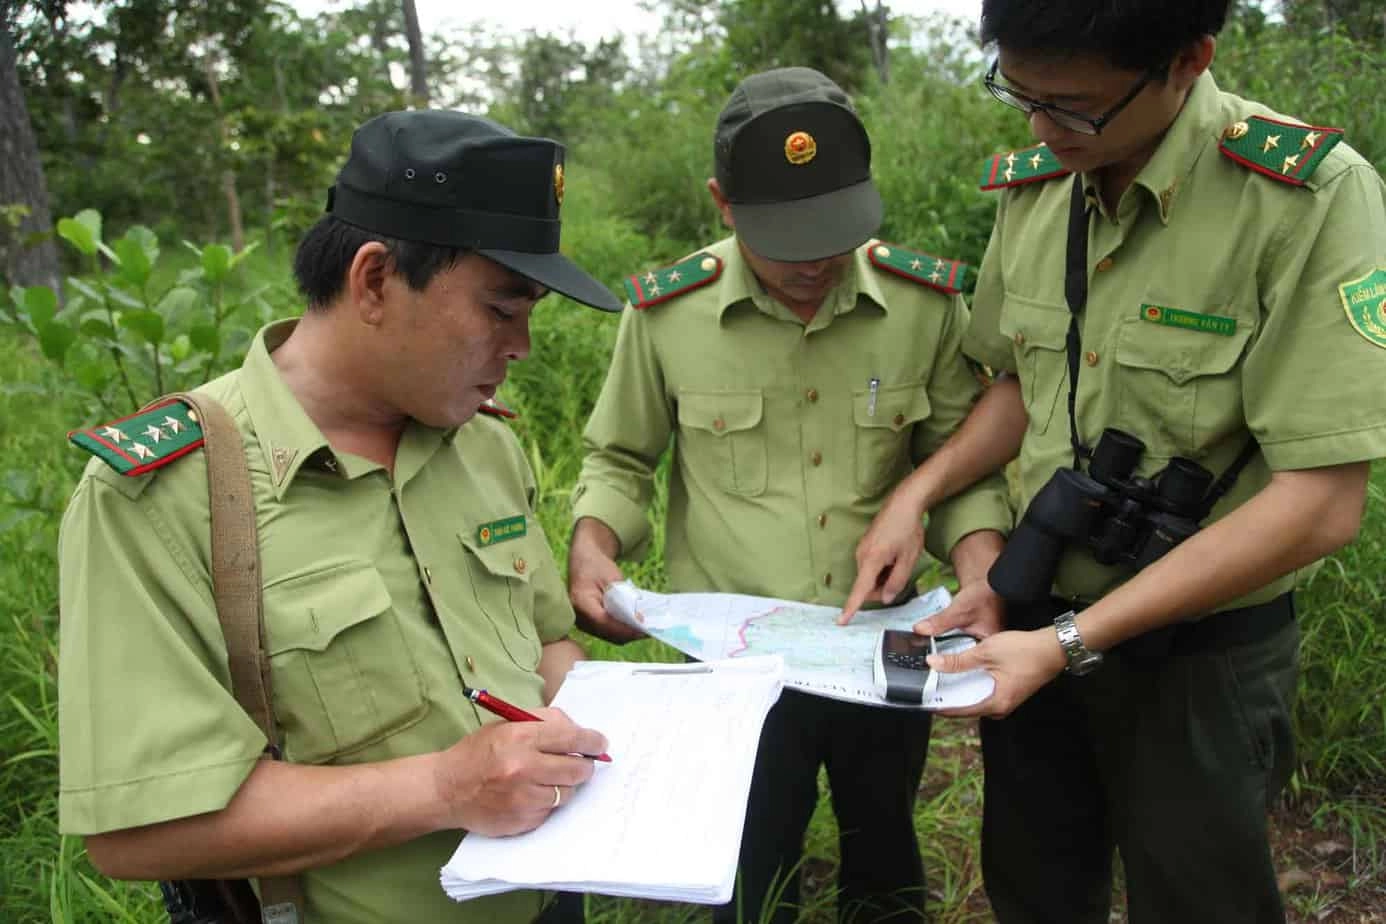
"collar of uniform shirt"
715,239,890,323
1083,70,1223,227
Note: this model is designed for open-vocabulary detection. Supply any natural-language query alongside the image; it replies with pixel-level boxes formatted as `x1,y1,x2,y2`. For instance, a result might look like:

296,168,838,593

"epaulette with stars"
1218,115,1342,187
979,142,1071,191
623,252,723,310
68,398,204,476
868,241,971,294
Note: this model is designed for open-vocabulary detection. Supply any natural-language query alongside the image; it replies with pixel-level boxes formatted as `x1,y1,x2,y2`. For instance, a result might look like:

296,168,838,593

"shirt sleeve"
1245,163,1386,470
571,308,673,561
912,293,1015,562
58,471,265,836
962,194,1020,374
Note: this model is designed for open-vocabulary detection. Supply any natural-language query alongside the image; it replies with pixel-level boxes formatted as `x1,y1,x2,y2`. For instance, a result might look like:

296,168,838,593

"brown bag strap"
161,392,305,924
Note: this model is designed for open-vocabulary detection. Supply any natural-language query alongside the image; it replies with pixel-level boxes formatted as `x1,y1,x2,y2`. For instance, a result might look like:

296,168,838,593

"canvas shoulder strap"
161,392,305,924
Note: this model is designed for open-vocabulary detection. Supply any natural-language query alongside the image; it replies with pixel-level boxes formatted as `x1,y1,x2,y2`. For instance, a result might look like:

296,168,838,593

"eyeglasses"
984,59,1156,136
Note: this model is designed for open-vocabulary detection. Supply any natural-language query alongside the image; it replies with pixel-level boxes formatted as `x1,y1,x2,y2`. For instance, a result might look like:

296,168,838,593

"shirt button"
713,417,726,432
1095,257,1115,272
465,656,476,672
806,388,819,404
1014,332,1026,346
817,513,828,529
893,413,905,426
810,450,823,467
423,566,433,584
514,557,527,574
1085,350,1100,367
823,573,833,588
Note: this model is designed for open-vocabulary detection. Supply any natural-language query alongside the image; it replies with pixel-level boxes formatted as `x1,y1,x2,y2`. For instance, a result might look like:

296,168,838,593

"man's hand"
838,490,927,624
434,707,609,837
914,579,1006,639
567,517,645,644
926,628,1067,719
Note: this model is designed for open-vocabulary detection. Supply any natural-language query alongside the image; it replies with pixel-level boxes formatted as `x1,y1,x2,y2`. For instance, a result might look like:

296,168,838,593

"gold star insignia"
929,270,943,283
909,258,922,271
1005,152,1017,168
935,258,947,271
131,442,153,460
1029,152,1043,169
162,416,183,434
1262,134,1280,153
100,426,126,442
1301,131,1322,150
144,425,164,442
1281,153,1301,174
644,271,657,285
1003,167,1015,182
648,282,662,296
667,270,682,283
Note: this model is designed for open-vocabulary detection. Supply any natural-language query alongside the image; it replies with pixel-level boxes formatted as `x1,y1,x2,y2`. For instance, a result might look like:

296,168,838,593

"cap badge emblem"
553,163,565,206
784,131,817,165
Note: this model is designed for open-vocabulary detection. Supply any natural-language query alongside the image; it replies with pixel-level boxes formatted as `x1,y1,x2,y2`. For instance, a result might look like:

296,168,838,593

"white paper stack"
440,656,785,904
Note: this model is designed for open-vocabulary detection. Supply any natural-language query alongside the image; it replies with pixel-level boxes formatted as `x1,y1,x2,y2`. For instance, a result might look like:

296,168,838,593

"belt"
1016,592,1296,658
1113,591,1296,658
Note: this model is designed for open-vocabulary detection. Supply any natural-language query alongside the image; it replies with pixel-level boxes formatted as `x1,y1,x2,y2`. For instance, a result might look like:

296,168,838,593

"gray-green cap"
714,67,882,262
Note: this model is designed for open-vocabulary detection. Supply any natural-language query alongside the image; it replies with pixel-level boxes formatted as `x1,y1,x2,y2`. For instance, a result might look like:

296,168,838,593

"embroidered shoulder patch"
868,242,970,294
69,398,204,476
624,252,723,310
979,143,1071,191
1219,116,1342,187
1339,268,1386,349
478,398,518,420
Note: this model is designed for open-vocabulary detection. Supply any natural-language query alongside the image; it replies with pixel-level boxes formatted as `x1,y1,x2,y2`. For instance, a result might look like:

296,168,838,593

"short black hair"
293,215,471,310
980,0,1231,74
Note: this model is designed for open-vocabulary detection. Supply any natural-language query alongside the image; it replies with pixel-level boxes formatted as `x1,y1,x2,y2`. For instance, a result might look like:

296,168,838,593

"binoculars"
988,428,1214,604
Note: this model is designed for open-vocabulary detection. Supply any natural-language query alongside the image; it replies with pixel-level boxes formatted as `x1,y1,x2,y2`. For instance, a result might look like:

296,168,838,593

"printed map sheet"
603,582,994,709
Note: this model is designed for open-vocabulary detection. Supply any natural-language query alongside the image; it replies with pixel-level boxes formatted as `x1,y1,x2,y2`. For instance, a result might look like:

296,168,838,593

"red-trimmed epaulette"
623,252,723,310
867,241,970,294
979,142,1071,191
1218,115,1342,187
68,398,204,476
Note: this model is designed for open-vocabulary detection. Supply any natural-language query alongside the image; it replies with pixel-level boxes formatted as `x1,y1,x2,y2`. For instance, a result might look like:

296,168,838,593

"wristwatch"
1054,610,1104,676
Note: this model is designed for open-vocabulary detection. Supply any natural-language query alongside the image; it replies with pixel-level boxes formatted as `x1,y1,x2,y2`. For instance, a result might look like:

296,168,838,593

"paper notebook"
440,656,785,904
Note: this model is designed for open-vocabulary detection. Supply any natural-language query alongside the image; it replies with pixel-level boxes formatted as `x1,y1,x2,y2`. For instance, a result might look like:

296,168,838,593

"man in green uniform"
849,3,1386,922
58,111,619,923
568,67,1013,922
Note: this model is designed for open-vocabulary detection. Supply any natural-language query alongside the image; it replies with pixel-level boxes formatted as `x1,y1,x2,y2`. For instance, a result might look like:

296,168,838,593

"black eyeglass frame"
984,58,1160,136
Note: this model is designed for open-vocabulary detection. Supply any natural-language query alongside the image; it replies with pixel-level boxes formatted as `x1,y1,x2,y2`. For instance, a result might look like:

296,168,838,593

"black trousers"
980,597,1298,924
713,688,933,924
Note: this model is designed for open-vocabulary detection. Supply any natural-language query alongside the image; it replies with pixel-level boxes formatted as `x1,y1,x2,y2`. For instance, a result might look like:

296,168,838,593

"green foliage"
1,208,293,422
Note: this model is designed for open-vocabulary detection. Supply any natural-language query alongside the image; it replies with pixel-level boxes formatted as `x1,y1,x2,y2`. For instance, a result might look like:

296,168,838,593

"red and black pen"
465,686,612,762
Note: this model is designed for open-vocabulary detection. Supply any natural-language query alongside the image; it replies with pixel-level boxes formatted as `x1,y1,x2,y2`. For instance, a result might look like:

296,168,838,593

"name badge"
1140,304,1237,336
477,515,527,546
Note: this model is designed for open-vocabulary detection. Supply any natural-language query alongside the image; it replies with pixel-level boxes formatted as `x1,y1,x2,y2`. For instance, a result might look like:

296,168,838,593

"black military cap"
714,67,882,262
327,110,620,312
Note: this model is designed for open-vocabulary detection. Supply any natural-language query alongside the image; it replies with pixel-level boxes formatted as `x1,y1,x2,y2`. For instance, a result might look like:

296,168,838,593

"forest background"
2,0,1384,921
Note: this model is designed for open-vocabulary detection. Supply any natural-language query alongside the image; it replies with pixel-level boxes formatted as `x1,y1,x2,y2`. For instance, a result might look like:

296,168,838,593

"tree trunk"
401,0,429,105
860,0,890,86
0,20,62,291
203,55,246,252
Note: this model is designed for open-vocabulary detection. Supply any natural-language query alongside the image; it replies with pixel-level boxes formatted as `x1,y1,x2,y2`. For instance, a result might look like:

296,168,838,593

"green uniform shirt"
964,72,1386,607
58,321,573,924
574,236,1013,601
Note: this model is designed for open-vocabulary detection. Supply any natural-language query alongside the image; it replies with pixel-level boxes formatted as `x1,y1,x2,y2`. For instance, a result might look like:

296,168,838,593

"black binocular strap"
1061,174,1259,513
1063,174,1092,470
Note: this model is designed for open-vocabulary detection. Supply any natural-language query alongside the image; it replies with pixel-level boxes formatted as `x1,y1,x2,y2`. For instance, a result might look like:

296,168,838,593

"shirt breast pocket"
998,293,1069,436
1114,315,1253,457
264,562,429,764
676,389,768,497
852,382,930,497
458,526,544,671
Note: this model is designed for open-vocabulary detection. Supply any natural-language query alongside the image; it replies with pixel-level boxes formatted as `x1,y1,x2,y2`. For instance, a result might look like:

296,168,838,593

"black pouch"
161,879,261,924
